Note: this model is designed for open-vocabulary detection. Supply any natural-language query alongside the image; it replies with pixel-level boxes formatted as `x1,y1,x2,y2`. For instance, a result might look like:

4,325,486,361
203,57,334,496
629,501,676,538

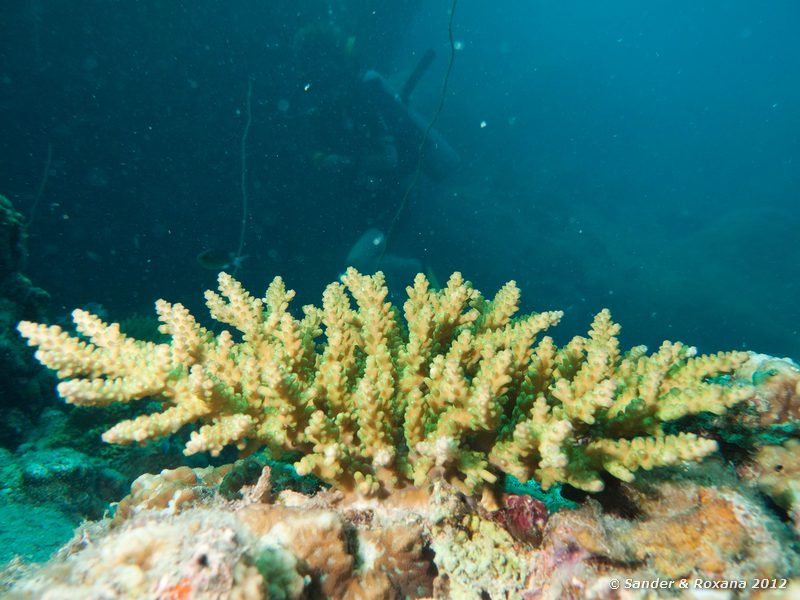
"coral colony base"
18,269,751,500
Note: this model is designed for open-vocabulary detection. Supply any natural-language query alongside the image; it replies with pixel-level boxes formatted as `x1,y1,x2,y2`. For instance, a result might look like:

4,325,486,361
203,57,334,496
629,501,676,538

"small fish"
196,249,247,271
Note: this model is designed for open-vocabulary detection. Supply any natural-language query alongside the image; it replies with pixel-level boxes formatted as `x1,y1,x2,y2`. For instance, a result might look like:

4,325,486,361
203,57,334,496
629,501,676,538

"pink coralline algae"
491,494,549,546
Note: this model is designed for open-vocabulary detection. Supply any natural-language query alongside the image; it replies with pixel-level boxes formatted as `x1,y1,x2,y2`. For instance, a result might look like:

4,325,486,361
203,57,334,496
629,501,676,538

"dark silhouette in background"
1,0,798,358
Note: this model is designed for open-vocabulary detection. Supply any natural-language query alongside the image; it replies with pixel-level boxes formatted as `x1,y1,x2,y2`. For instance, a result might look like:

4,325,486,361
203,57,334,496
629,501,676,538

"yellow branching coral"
18,270,751,496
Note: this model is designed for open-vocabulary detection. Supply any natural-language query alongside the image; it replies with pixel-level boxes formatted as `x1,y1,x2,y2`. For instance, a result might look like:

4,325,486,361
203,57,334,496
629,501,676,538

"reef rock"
5,462,800,599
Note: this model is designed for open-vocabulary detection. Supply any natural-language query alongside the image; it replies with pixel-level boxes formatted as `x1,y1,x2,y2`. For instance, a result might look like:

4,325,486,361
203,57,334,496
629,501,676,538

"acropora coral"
18,269,751,497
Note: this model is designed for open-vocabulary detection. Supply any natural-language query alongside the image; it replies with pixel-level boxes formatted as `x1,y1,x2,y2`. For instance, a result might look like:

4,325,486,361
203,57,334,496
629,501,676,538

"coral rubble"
18,269,751,498
4,463,799,599
740,354,800,428
527,470,799,598
752,439,800,536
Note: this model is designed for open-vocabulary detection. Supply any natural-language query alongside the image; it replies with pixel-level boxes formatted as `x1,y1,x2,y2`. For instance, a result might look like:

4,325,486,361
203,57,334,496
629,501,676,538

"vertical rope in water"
27,142,53,229
380,0,459,260
234,80,253,276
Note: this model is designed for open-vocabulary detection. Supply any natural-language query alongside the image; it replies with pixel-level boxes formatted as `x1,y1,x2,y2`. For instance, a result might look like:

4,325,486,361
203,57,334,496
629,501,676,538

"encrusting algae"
17,269,752,497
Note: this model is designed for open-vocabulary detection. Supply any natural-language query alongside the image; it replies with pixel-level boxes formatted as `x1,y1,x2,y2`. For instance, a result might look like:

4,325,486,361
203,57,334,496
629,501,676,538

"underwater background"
1,0,800,580
2,0,798,357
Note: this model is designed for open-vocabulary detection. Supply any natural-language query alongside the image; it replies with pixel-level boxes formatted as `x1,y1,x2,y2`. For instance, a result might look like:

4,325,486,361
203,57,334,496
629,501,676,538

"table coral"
18,269,751,497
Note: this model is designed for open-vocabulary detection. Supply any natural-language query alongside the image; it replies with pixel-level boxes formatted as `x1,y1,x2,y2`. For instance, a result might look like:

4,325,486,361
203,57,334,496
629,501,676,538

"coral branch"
18,269,751,495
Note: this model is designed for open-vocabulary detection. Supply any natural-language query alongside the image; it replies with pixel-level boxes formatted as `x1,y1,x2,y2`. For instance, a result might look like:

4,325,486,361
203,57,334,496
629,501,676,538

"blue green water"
3,1,798,356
